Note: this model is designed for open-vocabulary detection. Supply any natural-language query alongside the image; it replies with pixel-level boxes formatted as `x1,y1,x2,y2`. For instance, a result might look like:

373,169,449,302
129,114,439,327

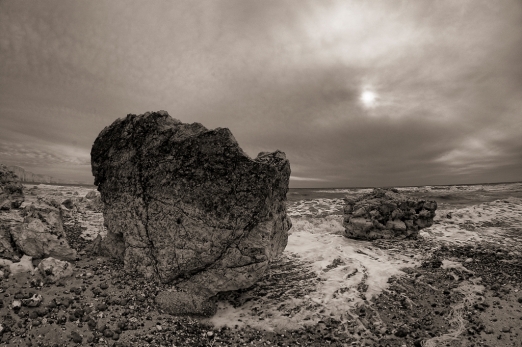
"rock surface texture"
91,111,291,313
38,257,74,283
343,188,437,240
0,164,24,210
10,199,77,261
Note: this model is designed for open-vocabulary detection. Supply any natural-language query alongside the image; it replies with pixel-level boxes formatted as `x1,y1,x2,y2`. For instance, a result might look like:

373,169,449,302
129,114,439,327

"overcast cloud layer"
1,0,521,187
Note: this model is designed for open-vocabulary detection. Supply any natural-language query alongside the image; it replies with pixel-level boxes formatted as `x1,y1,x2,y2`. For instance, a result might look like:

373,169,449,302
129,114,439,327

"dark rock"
91,111,291,310
0,164,24,210
95,303,108,311
394,326,409,337
70,331,82,343
343,188,437,240
85,190,99,199
61,198,75,210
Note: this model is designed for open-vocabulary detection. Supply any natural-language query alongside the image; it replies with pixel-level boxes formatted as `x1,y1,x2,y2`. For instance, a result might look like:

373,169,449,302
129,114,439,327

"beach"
1,182,521,346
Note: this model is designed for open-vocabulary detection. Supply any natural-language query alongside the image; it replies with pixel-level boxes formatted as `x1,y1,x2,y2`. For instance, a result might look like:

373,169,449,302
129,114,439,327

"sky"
1,0,521,188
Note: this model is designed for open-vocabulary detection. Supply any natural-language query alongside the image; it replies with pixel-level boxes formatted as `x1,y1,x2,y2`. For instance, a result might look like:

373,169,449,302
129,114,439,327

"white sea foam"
421,197,522,249
208,216,417,331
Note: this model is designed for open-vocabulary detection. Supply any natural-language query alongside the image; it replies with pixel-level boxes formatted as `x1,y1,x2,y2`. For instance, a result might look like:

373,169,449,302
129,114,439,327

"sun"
360,90,377,108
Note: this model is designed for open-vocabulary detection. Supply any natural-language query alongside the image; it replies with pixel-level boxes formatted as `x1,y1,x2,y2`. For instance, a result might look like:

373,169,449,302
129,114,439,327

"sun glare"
361,90,377,108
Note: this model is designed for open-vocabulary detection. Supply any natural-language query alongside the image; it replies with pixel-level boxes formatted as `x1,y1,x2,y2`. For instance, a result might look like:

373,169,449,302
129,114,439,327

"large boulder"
0,164,24,210
91,111,291,312
343,188,437,240
9,198,77,261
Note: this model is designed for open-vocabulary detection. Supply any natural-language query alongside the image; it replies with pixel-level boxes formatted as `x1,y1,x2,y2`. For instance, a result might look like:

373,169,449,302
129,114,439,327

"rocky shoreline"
1,182,522,346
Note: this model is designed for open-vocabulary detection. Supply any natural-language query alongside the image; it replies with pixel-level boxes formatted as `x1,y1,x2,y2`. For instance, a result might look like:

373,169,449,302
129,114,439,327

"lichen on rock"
343,188,437,240
91,111,291,314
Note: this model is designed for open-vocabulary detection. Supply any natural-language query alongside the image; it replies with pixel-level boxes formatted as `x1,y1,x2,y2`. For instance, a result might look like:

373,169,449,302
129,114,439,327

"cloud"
0,0,521,187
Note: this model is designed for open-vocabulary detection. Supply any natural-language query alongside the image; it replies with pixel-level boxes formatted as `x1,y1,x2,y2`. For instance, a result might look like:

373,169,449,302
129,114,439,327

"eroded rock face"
91,111,291,299
343,188,437,240
0,164,24,210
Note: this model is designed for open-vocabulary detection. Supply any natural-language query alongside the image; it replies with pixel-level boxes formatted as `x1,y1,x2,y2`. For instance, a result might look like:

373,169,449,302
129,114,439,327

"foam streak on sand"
209,216,418,331
422,197,522,252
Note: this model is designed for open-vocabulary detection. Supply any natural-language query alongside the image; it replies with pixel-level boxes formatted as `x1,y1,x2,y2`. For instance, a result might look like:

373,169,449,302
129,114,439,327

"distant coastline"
7,165,92,186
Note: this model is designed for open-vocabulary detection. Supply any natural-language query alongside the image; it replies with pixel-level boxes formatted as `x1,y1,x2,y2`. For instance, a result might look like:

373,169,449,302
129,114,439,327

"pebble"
484,327,494,334
71,331,83,343
22,294,43,307
11,300,22,310
96,303,108,311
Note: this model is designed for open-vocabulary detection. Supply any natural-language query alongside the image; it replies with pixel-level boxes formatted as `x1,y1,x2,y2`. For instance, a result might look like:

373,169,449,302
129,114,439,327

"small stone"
71,331,82,343
21,294,42,307
100,283,109,290
501,326,511,333
11,300,22,310
395,326,409,338
207,331,214,337
62,199,75,209
96,303,108,312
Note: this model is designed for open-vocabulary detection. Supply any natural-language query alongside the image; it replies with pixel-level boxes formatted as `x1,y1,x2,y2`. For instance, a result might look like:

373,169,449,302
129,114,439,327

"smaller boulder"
10,199,77,261
85,190,99,200
343,188,437,240
38,257,74,283
4,255,34,276
86,196,102,211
